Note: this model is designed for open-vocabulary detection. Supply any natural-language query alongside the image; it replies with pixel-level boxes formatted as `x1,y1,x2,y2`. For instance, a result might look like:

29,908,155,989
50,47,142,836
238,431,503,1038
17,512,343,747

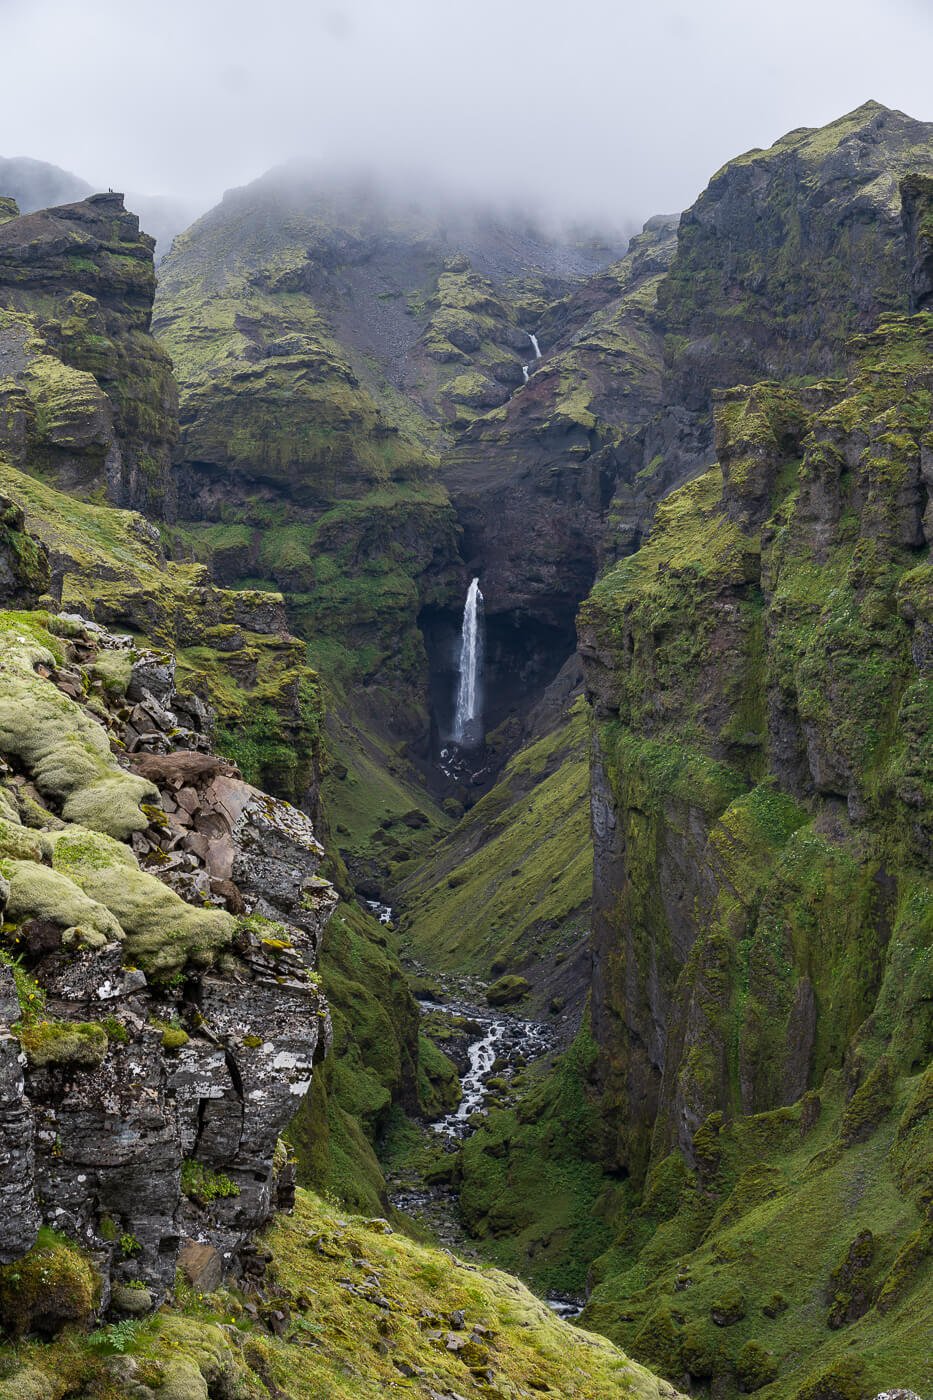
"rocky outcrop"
0,193,177,515
0,491,50,605
901,171,933,313
0,611,336,1310
442,216,678,638
651,102,933,471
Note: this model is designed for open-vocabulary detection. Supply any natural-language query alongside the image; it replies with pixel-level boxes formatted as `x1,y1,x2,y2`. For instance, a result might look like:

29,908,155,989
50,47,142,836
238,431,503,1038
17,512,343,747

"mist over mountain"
3,0,933,231
0,5,930,1397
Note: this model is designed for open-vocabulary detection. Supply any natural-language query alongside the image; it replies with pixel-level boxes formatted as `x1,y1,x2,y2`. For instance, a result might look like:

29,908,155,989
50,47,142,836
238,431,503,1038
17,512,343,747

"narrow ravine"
384,982,583,1318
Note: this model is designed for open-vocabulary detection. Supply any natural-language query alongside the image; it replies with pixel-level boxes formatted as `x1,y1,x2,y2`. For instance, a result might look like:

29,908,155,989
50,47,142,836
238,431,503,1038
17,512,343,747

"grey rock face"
0,615,336,1309
0,963,39,1263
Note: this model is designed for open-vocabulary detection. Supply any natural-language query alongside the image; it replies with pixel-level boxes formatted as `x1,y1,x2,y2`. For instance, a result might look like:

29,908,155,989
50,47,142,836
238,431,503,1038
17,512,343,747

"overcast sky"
2,0,932,230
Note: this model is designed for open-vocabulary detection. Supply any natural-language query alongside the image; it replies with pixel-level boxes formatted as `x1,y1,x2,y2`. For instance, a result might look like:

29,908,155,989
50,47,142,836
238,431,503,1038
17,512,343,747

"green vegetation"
0,1228,99,1340
16,1019,108,1070
401,701,592,979
0,1191,675,1399
459,1017,617,1294
287,902,418,1213
180,1160,241,1206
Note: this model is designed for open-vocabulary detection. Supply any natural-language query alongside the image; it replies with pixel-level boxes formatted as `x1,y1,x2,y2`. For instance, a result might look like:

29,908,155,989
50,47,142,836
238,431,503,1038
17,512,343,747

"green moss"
486,974,531,1006
840,1056,896,1146
16,1019,108,1070
48,825,234,977
0,1229,99,1339
150,1018,189,1051
2,858,124,948
180,1160,240,1206
416,1032,461,1118
0,621,157,839
0,952,45,1023
735,1339,778,1391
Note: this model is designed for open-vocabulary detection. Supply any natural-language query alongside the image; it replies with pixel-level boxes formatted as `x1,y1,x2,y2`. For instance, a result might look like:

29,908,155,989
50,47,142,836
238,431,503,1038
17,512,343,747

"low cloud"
1,0,931,230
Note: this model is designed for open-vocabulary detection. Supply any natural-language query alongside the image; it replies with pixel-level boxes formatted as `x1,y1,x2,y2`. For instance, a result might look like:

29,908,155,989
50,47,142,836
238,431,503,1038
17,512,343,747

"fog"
2,0,932,231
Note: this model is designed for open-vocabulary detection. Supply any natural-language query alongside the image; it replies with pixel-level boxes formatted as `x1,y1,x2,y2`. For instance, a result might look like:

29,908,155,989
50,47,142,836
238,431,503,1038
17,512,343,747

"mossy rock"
826,1229,876,1328
0,623,158,839
17,1019,108,1070
2,857,124,948
48,825,234,977
0,1229,99,1338
710,1284,746,1326
486,974,531,1007
796,1356,868,1400
735,1339,779,1392
840,1056,895,1146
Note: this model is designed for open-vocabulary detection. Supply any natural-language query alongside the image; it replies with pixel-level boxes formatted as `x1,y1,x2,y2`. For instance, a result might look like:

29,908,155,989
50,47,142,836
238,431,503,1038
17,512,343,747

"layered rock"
444,104,933,649
0,610,336,1310
902,170,933,313
0,193,177,515
153,173,627,747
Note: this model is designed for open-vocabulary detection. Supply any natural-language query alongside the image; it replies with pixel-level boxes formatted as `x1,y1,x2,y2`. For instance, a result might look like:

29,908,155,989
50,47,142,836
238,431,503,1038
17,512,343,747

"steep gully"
386,558,586,1316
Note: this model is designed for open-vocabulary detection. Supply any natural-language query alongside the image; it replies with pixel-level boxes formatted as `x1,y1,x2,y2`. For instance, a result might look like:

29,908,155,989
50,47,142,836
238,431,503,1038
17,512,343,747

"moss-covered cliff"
0,194,177,515
0,1188,682,1400
470,310,932,1398
0,197,423,1232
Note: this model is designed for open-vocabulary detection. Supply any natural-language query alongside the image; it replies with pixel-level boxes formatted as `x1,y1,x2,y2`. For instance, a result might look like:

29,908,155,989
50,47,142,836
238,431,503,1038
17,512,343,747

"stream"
385,987,584,1319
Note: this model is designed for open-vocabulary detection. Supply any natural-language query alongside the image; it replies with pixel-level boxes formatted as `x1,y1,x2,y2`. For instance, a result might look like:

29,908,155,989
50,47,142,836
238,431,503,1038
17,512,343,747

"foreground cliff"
0,598,336,1300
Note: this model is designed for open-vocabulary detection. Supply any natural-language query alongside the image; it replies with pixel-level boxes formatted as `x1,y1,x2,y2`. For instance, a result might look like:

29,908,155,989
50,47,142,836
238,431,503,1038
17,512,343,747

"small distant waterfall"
452,578,484,748
521,332,542,384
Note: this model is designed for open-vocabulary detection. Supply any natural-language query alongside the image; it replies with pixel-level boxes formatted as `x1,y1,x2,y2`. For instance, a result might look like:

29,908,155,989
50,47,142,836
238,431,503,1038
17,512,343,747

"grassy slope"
400,699,592,980
0,1189,682,1400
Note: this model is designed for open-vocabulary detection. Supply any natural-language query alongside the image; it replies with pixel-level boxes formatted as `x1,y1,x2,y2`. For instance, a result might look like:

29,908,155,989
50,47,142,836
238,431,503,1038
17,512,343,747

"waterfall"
521,332,542,385
452,578,484,748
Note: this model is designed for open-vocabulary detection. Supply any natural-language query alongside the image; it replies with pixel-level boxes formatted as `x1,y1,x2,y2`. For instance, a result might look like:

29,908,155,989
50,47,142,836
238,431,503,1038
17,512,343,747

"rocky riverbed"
384,984,583,1317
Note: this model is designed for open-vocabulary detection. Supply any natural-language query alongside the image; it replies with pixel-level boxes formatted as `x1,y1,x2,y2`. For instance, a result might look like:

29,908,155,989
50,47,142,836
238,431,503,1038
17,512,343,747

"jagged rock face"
0,964,39,1262
0,492,50,605
0,193,177,516
579,317,932,1181
0,614,336,1306
447,104,933,644
443,217,679,637
153,175,627,741
651,103,933,477
901,171,933,313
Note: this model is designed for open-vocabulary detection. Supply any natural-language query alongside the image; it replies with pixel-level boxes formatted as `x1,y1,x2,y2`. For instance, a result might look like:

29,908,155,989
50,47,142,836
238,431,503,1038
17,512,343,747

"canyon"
0,98,929,1400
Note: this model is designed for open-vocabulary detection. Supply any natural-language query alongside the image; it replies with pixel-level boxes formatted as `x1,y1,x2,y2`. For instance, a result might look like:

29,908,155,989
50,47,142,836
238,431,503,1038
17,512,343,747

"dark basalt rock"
0,193,177,516
0,617,337,1310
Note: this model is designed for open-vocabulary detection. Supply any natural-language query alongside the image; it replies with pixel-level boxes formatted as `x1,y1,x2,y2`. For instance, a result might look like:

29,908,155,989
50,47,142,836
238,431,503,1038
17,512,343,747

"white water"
452,578,484,747
365,899,394,926
521,331,542,384
422,999,553,1139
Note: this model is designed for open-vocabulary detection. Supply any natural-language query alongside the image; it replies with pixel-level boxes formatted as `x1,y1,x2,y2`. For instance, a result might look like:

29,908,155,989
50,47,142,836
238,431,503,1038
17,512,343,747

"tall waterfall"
528,332,542,359
452,578,484,748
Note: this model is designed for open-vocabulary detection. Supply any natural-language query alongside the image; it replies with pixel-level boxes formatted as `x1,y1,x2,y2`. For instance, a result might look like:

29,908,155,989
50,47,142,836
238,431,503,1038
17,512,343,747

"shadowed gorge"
0,83,930,1400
